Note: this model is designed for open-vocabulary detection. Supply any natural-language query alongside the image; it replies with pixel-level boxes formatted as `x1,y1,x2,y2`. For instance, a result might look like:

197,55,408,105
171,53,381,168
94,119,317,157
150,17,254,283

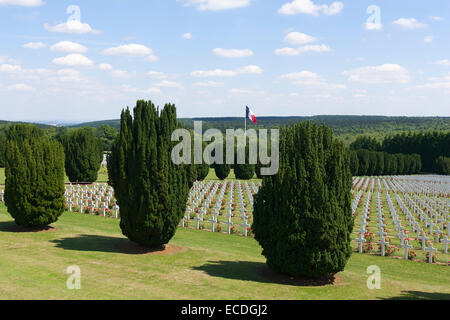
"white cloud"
278,0,343,16
191,65,263,77
98,63,135,78
424,36,434,43
6,83,36,92
365,22,383,31
57,69,86,82
44,20,100,34
0,63,52,81
0,56,20,64
415,73,450,91
146,71,175,80
154,80,184,89
182,32,192,39
275,44,330,56
435,60,450,66
193,81,224,87
103,44,158,61
236,65,263,74
22,42,47,49
120,85,162,95
213,48,253,58
230,88,264,95
110,69,135,78
52,54,94,67
99,63,113,71
50,41,88,53
191,69,236,77
342,64,411,84
179,0,251,11
0,0,43,6
0,64,23,73
393,18,428,29
284,32,317,45
429,16,444,21
280,70,346,90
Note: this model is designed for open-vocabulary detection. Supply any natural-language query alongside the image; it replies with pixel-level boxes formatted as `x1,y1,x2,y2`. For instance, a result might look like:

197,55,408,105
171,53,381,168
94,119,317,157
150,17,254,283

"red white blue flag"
246,106,257,124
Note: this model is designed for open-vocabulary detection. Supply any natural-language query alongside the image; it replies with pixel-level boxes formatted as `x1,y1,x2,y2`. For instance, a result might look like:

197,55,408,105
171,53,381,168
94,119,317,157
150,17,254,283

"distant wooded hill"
67,116,450,144
1,116,450,146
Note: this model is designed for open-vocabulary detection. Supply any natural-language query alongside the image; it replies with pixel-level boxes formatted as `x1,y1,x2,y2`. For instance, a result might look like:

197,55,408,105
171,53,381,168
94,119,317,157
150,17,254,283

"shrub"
5,124,65,227
252,122,354,278
108,100,191,248
61,128,103,183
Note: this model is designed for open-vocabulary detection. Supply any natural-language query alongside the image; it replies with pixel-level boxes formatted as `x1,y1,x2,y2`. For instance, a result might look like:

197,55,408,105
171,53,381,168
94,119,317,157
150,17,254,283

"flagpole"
244,106,247,138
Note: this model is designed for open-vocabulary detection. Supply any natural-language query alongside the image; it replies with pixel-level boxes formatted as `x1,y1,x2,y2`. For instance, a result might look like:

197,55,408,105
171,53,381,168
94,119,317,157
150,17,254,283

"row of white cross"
353,176,449,263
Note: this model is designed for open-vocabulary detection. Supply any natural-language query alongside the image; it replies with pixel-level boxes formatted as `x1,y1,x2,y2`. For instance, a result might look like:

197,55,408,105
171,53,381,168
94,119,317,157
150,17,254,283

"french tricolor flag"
246,106,257,124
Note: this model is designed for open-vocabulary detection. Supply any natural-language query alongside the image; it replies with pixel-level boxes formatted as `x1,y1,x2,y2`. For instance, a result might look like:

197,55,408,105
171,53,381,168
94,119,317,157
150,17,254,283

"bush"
436,156,450,175
61,128,103,183
196,163,210,181
108,100,191,248
5,124,65,227
252,122,354,278
214,163,231,180
233,141,255,180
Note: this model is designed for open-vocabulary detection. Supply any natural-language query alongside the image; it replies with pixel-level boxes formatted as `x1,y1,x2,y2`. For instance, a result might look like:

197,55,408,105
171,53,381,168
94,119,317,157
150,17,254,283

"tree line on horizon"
349,134,450,175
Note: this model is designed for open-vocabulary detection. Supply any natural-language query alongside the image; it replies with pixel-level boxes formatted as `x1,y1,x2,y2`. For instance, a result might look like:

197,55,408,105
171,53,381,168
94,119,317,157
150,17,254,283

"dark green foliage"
4,124,65,227
253,122,353,278
196,163,210,180
436,156,450,175
349,150,359,176
375,152,384,176
108,100,190,248
214,163,230,180
350,135,381,151
61,128,103,183
0,130,6,167
95,124,119,152
382,131,450,173
196,142,210,181
356,149,370,176
233,138,255,180
355,147,421,176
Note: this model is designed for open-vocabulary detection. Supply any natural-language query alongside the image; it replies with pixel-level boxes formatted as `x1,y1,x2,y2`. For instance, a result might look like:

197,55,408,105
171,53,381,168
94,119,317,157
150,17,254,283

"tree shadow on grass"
381,291,450,300
0,221,56,233
50,234,170,255
192,261,340,287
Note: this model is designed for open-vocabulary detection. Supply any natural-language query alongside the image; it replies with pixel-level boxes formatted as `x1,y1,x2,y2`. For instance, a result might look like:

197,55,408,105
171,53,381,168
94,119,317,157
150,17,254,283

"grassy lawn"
0,167,109,185
0,202,448,300
1,167,255,185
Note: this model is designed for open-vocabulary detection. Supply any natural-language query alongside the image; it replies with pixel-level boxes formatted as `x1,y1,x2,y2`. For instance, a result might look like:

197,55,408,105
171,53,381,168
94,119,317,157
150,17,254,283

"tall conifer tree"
252,122,353,278
108,100,190,248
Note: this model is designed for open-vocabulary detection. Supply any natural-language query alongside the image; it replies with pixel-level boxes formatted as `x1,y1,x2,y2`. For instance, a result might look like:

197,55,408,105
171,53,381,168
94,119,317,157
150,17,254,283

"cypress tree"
196,142,210,181
108,100,190,248
436,156,450,175
349,150,359,176
0,132,6,167
252,122,353,278
5,124,65,227
61,128,103,183
357,149,370,176
233,139,255,180
375,152,384,176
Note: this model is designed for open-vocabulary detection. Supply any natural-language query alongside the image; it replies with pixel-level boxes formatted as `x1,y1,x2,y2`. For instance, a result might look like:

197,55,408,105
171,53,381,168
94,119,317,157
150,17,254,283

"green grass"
0,203,448,300
0,167,109,185
1,167,257,185
205,168,262,184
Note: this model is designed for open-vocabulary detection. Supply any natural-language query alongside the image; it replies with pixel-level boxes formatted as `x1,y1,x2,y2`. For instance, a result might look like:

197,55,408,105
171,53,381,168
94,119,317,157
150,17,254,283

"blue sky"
0,0,449,122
